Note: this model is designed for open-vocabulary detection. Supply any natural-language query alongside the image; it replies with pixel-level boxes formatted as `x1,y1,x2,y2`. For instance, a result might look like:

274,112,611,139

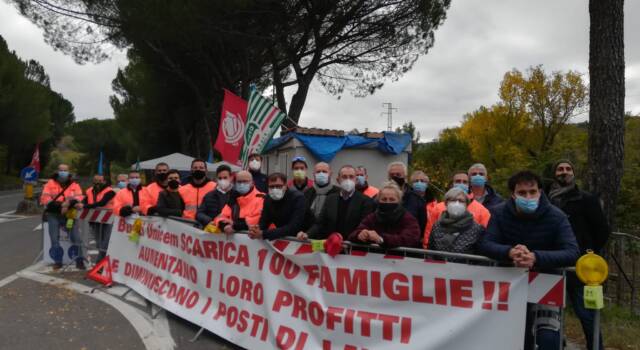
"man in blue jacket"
478,170,579,350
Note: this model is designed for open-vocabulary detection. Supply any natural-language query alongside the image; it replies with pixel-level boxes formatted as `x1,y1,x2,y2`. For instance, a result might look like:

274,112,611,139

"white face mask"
269,188,285,200
447,201,467,218
217,179,231,191
249,159,261,171
340,179,355,193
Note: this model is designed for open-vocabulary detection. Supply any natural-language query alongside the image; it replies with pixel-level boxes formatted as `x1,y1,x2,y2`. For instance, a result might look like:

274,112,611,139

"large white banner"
107,217,530,350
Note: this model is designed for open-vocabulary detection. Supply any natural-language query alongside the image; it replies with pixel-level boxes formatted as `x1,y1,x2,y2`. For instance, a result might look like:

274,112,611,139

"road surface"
0,191,240,350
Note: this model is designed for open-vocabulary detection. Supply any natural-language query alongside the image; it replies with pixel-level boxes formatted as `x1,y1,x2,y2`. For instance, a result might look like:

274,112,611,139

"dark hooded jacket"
544,183,610,253
477,193,580,269
477,184,504,213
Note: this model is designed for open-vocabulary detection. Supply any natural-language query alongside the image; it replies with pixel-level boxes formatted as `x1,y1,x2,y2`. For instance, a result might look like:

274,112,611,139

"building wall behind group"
263,139,409,188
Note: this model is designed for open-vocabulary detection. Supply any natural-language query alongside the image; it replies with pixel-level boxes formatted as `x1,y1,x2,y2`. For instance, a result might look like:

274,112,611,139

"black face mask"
156,172,168,182
168,180,180,190
378,202,399,213
93,183,105,190
391,176,405,187
192,170,206,180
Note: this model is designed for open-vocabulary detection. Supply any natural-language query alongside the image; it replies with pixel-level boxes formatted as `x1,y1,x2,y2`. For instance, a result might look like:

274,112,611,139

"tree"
68,118,126,175
11,0,452,134
412,127,472,192
588,0,625,227
396,121,421,152
499,65,588,158
264,0,452,125
0,35,73,173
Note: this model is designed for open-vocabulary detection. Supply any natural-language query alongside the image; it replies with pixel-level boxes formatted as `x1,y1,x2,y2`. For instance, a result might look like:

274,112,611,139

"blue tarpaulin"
264,132,411,162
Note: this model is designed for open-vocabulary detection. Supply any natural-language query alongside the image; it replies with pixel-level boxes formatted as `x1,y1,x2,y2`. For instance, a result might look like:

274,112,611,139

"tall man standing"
140,162,169,215
180,159,216,220
547,160,610,350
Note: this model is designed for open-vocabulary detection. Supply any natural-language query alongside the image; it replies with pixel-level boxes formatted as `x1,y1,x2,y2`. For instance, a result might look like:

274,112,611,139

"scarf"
437,211,474,234
548,179,581,208
310,184,333,218
375,204,406,225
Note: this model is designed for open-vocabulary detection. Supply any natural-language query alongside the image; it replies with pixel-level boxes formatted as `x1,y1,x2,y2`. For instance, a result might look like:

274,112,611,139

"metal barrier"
75,214,572,349
606,231,640,312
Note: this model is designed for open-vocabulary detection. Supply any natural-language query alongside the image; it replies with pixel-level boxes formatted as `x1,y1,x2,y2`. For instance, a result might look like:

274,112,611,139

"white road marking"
0,273,19,288
17,263,176,350
0,210,29,224
33,223,42,231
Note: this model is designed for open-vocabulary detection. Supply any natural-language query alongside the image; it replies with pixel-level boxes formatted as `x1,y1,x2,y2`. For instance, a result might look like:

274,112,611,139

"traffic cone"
86,256,113,287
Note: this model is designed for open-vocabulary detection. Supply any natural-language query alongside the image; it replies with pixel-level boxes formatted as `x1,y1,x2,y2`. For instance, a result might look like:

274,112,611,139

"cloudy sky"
1,0,638,141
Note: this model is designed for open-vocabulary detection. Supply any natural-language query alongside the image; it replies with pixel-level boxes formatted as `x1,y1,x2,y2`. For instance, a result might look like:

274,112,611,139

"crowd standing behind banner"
40,156,611,350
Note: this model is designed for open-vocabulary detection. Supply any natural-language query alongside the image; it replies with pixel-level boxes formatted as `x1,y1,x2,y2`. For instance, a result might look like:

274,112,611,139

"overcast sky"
1,0,638,141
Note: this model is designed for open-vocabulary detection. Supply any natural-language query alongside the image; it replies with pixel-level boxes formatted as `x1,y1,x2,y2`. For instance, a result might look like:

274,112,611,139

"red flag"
29,143,40,172
214,89,248,166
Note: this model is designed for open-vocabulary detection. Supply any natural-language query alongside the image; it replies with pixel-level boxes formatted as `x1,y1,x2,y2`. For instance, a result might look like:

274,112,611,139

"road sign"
20,166,38,182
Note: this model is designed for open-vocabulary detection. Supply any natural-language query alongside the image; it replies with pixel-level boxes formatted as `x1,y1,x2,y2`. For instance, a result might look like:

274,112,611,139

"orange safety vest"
140,182,166,215
112,187,142,216
423,198,491,249
361,185,379,198
179,180,216,220
40,179,83,206
214,187,264,227
85,186,115,209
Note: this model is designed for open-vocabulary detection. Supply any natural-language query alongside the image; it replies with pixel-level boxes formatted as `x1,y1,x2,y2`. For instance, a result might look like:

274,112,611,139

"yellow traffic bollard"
24,183,33,200
575,250,608,348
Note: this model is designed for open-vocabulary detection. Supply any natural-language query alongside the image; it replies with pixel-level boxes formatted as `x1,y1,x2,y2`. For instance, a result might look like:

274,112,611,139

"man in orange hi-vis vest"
140,162,169,215
179,158,216,221
83,174,116,262
40,164,85,270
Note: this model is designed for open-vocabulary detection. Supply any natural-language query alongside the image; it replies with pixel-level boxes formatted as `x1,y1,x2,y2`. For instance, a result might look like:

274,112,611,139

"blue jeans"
91,223,112,261
524,303,561,350
567,272,604,350
47,213,83,264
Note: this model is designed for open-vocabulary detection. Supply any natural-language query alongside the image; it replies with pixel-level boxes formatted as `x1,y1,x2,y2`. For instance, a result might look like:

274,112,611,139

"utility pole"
381,102,398,131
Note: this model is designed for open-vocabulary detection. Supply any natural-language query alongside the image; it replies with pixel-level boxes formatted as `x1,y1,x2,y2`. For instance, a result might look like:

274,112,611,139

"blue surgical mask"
356,175,366,186
515,196,539,214
314,172,329,186
235,182,251,195
129,178,141,187
117,181,127,189
58,171,69,179
453,183,469,193
470,175,487,187
412,181,428,192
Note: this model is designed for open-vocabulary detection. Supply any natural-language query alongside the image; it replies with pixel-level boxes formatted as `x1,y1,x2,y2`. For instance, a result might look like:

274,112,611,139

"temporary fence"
44,213,571,350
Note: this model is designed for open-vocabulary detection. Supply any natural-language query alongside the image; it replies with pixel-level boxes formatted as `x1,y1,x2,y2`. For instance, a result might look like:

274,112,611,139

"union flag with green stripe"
239,90,286,167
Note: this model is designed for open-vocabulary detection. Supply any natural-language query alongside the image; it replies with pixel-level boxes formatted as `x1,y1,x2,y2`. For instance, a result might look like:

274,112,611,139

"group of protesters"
40,153,610,350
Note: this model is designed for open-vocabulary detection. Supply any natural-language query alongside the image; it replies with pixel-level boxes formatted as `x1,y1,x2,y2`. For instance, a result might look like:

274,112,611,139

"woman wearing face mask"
348,182,421,248
428,187,483,254
156,170,185,217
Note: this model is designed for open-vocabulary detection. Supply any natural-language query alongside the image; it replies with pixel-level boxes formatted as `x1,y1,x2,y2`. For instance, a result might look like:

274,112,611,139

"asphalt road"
0,191,241,350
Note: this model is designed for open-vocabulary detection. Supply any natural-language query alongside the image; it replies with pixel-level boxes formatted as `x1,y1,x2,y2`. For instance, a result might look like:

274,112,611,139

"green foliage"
67,118,127,176
0,34,74,174
413,128,473,195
